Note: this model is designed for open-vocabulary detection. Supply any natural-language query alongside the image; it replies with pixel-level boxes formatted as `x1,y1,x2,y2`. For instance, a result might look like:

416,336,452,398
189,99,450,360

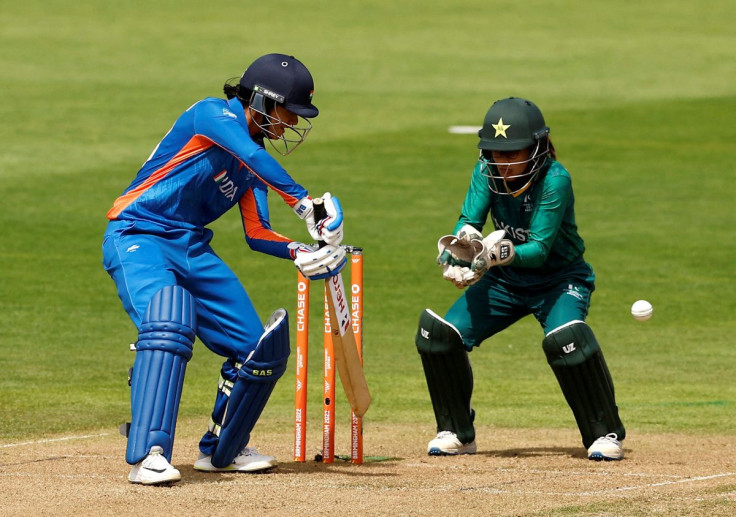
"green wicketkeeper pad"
542,321,625,448
415,309,475,444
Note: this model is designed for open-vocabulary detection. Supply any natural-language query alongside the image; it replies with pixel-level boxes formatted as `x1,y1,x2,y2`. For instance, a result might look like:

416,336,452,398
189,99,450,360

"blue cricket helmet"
239,54,318,118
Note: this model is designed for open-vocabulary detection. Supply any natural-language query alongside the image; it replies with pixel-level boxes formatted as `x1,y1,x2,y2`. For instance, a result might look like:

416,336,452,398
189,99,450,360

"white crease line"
458,472,736,496
0,433,110,448
609,472,736,494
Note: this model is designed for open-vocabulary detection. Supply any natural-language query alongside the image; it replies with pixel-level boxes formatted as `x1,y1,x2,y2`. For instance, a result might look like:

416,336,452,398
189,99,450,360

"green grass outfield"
0,0,733,442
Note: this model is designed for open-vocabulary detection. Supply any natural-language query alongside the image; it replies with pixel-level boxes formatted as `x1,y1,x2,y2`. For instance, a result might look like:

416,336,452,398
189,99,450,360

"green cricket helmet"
477,97,551,196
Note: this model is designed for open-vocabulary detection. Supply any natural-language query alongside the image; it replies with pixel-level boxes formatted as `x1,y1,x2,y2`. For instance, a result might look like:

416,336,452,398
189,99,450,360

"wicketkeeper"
416,97,626,461
103,54,346,485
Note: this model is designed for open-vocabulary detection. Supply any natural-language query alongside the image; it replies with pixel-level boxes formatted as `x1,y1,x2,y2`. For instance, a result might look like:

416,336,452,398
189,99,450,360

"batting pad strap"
209,309,290,468
126,286,196,465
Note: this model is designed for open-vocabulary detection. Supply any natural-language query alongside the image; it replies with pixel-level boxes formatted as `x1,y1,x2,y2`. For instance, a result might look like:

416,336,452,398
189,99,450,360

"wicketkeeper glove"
436,224,483,268
442,264,478,289
469,230,515,277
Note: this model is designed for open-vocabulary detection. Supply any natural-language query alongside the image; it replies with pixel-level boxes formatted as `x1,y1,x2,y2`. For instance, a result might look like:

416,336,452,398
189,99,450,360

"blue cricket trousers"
102,219,263,363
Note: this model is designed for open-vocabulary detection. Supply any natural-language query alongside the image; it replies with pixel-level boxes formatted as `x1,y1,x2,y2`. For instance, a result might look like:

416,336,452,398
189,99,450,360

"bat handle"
313,197,327,248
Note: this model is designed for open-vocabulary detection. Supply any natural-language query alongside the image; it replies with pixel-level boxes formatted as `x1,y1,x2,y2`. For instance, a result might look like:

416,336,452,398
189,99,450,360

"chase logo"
222,108,237,119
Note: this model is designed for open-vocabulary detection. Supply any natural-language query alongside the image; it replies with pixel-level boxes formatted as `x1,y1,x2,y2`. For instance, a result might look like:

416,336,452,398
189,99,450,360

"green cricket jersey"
453,159,594,289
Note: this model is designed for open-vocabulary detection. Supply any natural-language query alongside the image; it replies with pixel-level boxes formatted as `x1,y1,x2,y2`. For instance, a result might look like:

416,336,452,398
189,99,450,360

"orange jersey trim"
240,189,291,243
107,136,213,220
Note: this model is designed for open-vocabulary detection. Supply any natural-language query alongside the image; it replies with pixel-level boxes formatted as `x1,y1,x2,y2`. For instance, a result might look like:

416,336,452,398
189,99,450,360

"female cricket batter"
415,97,626,461
103,54,346,484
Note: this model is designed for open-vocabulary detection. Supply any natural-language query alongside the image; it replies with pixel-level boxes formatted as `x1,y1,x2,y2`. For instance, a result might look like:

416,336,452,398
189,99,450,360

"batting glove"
293,243,347,280
315,192,344,246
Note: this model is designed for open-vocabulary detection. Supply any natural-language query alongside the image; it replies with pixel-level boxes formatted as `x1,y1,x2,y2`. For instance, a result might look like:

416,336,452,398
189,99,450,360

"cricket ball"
631,300,653,321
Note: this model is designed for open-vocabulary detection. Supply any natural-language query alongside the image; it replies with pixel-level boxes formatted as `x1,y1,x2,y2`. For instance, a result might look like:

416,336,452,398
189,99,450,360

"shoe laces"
599,433,620,444
435,431,457,439
238,446,259,457
143,446,171,469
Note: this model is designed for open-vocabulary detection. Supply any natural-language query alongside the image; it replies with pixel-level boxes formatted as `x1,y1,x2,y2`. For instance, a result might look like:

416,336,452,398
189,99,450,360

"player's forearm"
509,240,548,268
245,233,293,259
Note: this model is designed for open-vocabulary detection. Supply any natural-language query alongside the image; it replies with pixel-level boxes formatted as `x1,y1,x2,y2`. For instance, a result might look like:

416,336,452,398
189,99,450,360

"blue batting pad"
209,309,289,468
126,286,196,465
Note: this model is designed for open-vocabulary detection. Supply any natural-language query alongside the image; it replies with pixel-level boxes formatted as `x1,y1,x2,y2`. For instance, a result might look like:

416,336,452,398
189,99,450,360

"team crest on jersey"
214,170,238,201
523,193,534,213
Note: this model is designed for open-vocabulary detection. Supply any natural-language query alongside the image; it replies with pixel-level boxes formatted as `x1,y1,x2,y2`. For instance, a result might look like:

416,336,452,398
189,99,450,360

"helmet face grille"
248,91,313,156
478,140,550,197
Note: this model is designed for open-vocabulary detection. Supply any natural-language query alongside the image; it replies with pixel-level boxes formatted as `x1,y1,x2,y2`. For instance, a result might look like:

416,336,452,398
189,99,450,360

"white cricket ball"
631,300,653,321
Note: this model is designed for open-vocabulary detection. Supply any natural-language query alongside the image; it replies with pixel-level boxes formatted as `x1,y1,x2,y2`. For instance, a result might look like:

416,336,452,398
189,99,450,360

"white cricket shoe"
128,446,181,485
427,431,477,456
587,433,624,461
194,446,277,472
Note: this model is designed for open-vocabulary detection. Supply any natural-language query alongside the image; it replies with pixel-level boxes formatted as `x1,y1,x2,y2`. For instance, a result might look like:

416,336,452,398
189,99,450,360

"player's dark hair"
542,136,557,160
223,82,239,100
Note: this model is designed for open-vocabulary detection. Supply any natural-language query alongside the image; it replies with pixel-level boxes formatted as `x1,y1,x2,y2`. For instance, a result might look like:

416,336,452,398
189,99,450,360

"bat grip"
313,197,327,248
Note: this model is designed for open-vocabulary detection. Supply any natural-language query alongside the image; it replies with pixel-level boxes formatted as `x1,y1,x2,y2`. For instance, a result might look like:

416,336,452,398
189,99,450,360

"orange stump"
294,247,365,464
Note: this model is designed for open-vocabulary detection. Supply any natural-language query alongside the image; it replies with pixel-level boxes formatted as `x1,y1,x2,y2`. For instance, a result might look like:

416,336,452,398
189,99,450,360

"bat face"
312,197,370,417
327,274,351,335
325,272,371,417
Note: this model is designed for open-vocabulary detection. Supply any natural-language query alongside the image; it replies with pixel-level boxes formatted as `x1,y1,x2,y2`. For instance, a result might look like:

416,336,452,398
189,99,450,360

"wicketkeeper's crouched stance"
416,97,625,461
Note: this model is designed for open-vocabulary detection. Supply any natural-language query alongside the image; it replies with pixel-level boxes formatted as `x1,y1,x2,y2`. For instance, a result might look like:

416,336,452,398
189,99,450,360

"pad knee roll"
415,309,475,444
127,286,196,464
543,321,625,448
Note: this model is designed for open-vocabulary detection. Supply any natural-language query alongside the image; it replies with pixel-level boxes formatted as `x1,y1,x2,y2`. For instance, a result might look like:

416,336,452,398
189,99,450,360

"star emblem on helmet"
492,117,510,138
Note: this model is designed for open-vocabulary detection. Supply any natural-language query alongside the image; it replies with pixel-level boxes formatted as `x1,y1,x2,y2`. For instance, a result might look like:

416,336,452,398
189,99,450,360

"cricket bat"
314,198,371,417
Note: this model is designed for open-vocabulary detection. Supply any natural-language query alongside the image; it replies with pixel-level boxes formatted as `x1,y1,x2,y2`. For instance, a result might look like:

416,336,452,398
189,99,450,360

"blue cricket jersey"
107,96,308,259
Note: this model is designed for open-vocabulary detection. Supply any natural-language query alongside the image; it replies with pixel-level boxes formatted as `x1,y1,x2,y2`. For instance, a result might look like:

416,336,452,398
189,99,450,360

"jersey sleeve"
239,181,295,260
512,173,572,268
192,100,308,207
453,163,492,235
